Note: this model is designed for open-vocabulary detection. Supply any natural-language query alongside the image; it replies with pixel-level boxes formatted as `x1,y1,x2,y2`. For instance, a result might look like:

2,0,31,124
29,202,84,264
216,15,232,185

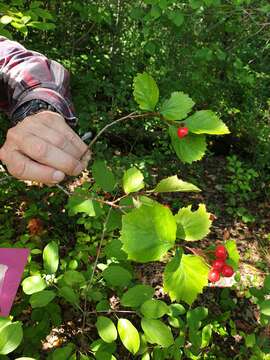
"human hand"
0,111,91,184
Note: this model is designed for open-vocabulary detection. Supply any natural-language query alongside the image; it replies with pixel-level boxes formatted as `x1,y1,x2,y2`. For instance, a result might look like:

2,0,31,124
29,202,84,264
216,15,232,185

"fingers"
0,111,92,183
2,149,65,183
28,122,83,160
21,133,84,176
39,111,89,154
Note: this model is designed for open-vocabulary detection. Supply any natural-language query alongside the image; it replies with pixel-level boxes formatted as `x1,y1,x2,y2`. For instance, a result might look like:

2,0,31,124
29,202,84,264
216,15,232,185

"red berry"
212,259,225,271
208,269,220,283
215,245,227,260
221,264,234,277
177,127,189,139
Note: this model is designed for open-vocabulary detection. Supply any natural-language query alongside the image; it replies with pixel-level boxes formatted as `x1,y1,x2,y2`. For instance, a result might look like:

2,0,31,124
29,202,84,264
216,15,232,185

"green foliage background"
1,0,269,166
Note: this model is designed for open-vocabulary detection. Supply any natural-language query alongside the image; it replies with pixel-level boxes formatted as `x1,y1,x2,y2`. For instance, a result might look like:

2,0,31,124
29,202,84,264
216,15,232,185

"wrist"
12,99,58,125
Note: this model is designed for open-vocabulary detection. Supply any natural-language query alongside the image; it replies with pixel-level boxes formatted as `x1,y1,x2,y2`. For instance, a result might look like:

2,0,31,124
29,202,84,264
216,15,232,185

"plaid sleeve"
0,36,76,124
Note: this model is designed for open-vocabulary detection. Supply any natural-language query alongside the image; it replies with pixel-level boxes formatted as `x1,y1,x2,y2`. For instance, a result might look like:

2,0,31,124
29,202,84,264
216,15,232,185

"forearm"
0,36,76,124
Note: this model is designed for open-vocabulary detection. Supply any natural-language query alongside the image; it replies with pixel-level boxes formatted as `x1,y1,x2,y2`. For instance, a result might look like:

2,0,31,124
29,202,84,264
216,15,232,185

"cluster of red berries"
208,245,234,283
177,127,189,139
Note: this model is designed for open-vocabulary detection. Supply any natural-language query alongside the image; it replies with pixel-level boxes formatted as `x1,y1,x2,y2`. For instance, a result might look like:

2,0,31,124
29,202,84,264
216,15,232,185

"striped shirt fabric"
0,36,76,124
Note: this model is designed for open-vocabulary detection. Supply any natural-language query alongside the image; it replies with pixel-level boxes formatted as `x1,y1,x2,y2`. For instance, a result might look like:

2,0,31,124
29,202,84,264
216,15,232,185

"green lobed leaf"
96,316,117,343
123,167,144,194
175,204,212,241
22,275,46,295
92,160,117,192
163,251,209,305
153,175,200,193
140,299,169,319
120,203,176,262
43,241,59,274
169,126,207,163
141,318,174,348
59,286,79,304
117,319,140,355
63,270,85,287
133,72,159,111
0,322,23,355
103,265,132,288
67,195,95,217
225,240,240,270
161,92,194,121
121,285,154,308
185,110,230,135
30,290,56,308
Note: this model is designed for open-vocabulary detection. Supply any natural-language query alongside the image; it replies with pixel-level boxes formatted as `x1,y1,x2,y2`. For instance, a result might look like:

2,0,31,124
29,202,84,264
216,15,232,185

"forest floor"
6,152,270,359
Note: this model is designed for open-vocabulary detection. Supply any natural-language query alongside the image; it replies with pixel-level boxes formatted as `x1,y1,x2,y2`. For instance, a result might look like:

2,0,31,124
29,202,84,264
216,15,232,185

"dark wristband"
11,99,58,125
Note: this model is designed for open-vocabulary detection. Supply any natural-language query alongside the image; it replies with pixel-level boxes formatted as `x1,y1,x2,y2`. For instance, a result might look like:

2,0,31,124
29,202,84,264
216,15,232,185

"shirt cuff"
10,87,77,127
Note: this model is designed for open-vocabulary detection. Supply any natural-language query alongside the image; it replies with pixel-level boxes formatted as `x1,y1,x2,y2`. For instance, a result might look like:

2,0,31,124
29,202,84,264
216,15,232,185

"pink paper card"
0,248,30,317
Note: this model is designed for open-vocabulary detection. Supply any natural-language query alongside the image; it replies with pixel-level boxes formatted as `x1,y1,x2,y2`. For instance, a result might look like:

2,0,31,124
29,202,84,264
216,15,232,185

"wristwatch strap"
12,99,58,125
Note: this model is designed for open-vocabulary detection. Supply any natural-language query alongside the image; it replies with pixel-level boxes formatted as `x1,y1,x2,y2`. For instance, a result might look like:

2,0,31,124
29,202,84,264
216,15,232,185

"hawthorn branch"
88,111,159,150
55,184,131,209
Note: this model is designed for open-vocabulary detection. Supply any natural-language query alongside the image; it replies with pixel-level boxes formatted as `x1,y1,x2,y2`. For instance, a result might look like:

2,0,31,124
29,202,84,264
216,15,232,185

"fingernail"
52,171,65,182
74,163,84,175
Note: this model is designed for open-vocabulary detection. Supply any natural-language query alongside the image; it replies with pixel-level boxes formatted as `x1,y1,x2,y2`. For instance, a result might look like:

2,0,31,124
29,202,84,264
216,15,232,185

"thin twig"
82,206,113,329
88,111,160,150
56,183,132,209
56,183,71,196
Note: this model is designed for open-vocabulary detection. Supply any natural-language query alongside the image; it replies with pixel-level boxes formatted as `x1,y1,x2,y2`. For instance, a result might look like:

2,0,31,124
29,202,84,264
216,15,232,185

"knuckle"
34,141,48,160
54,135,66,149
66,132,77,143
